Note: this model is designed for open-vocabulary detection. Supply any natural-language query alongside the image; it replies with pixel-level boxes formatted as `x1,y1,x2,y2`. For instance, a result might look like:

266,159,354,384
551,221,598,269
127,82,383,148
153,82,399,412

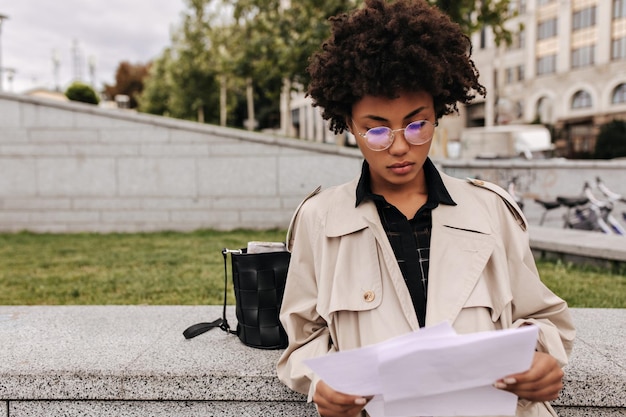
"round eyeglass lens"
404,120,431,144
365,127,393,150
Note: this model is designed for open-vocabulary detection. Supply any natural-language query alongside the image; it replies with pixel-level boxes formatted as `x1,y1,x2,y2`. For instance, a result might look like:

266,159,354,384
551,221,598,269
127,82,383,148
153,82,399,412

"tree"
594,120,626,159
65,81,100,105
433,0,515,46
166,0,219,122
138,0,514,131
206,22,247,127
221,0,513,133
103,61,151,108
222,0,357,132
225,0,513,88
138,50,174,116
138,0,221,123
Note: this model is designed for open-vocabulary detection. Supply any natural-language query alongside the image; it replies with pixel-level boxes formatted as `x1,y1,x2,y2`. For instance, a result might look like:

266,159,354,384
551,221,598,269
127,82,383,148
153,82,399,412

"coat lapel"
426,189,496,326
325,181,422,330
325,178,372,237
323,175,498,330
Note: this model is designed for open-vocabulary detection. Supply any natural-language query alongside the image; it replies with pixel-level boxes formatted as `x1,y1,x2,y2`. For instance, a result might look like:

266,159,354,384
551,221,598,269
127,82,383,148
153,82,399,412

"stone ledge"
0,306,623,416
529,225,626,267
6,401,318,417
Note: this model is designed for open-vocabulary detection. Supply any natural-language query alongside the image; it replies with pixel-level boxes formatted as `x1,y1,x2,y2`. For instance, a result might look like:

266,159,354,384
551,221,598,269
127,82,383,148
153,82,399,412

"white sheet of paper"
303,322,456,396
379,325,538,399
304,323,539,417
381,385,517,417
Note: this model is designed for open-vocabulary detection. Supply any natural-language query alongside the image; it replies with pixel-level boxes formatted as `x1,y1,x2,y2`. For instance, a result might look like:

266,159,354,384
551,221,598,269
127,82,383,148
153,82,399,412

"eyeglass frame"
351,118,439,151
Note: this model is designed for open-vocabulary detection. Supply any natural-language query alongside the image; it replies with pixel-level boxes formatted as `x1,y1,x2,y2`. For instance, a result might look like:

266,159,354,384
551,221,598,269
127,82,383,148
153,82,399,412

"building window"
537,18,558,40
479,27,487,49
537,55,557,75
613,37,626,60
508,0,527,15
571,90,592,109
504,66,525,84
518,65,525,81
536,96,552,123
612,83,626,104
519,0,527,14
508,1,516,14
573,6,596,30
507,29,526,50
569,124,595,155
506,68,514,84
538,0,554,5
614,0,626,19
514,101,524,119
572,45,595,68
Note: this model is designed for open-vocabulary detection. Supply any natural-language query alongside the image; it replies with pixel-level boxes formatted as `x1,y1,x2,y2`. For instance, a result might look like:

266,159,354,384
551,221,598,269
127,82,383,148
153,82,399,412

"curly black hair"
306,0,486,134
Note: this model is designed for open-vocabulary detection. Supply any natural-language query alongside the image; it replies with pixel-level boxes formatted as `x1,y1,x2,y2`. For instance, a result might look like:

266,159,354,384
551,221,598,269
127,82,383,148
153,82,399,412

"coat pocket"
463,275,512,323
321,230,384,316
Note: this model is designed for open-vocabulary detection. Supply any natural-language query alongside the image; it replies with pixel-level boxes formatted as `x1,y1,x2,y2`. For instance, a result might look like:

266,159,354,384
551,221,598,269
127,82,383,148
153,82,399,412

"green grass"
535,259,625,308
0,230,285,305
0,230,624,308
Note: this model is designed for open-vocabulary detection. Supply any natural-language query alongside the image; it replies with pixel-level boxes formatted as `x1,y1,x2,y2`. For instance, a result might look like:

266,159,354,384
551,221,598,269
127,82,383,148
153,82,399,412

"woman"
277,1,575,416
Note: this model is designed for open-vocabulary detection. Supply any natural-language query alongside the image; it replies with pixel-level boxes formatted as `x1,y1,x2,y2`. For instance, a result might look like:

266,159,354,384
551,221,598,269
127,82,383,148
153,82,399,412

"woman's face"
350,91,436,195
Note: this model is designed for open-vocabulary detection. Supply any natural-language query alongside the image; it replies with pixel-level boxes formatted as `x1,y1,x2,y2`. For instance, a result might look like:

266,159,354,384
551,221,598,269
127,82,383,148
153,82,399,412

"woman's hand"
313,380,369,417
494,351,564,402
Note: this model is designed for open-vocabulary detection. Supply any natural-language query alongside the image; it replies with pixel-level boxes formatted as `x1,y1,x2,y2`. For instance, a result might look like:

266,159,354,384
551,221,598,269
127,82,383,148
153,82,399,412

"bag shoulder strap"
182,248,238,340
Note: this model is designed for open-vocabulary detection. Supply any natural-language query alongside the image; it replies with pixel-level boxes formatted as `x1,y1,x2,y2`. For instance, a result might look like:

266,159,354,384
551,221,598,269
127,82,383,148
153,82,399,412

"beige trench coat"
277,172,576,417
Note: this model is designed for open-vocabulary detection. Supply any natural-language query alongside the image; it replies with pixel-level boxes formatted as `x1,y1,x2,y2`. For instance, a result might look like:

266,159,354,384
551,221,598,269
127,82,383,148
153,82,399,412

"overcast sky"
0,0,188,94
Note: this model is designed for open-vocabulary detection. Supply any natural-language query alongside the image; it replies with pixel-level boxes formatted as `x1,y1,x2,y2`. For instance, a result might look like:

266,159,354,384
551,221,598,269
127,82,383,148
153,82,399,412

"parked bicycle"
534,196,580,227
534,181,626,235
596,176,626,222
583,181,626,235
596,176,626,203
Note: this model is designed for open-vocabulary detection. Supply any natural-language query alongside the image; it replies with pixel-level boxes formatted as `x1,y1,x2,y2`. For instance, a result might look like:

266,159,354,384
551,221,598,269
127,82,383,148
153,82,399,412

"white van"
451,125,554,160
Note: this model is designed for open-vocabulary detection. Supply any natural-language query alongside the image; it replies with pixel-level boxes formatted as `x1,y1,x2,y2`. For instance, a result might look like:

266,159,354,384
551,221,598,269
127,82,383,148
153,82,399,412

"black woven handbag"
183,246,290,349
183,186,320,349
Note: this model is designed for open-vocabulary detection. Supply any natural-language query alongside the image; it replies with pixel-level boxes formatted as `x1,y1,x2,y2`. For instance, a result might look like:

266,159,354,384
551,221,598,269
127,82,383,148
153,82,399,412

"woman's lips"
388,161,414,175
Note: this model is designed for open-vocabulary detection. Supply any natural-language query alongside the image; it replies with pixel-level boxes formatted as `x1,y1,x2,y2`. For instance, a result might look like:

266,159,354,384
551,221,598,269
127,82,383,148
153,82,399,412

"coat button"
363,290,375,302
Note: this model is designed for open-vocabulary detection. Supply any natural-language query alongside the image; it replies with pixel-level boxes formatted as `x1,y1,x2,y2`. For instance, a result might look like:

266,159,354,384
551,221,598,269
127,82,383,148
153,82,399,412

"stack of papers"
304,322,538,417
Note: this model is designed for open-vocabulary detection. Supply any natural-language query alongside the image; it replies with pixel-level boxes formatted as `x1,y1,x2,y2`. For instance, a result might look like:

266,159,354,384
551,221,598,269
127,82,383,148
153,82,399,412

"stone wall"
0,93,362,232
440,159,626,228
1,92,626,233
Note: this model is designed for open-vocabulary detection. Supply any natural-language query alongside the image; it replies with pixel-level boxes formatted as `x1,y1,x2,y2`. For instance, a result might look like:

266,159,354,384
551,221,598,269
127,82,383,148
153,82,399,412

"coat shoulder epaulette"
466,178,527,231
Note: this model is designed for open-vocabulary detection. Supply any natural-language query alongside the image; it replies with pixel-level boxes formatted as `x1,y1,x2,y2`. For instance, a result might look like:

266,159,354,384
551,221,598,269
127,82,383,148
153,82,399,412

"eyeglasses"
352,119,438,151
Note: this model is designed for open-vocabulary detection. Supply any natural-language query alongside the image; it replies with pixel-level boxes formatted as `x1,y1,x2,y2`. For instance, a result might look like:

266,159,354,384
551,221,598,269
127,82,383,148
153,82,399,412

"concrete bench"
0,306,624,416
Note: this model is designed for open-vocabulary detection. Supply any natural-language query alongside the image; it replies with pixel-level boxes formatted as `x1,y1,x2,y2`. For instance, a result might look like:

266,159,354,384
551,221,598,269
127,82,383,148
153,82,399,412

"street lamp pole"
0,14,8,92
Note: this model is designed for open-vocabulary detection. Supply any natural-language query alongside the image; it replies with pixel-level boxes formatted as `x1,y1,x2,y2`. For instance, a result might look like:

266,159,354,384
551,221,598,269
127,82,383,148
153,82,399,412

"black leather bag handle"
183,248,238,339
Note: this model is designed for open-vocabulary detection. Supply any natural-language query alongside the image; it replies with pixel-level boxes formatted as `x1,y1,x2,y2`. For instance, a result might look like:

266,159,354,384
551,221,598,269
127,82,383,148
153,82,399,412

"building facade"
286,0,626,159
468,0,626,157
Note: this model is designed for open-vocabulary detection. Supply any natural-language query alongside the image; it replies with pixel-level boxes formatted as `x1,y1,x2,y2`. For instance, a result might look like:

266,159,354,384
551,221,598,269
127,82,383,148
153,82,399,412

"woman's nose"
388,129,410,154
